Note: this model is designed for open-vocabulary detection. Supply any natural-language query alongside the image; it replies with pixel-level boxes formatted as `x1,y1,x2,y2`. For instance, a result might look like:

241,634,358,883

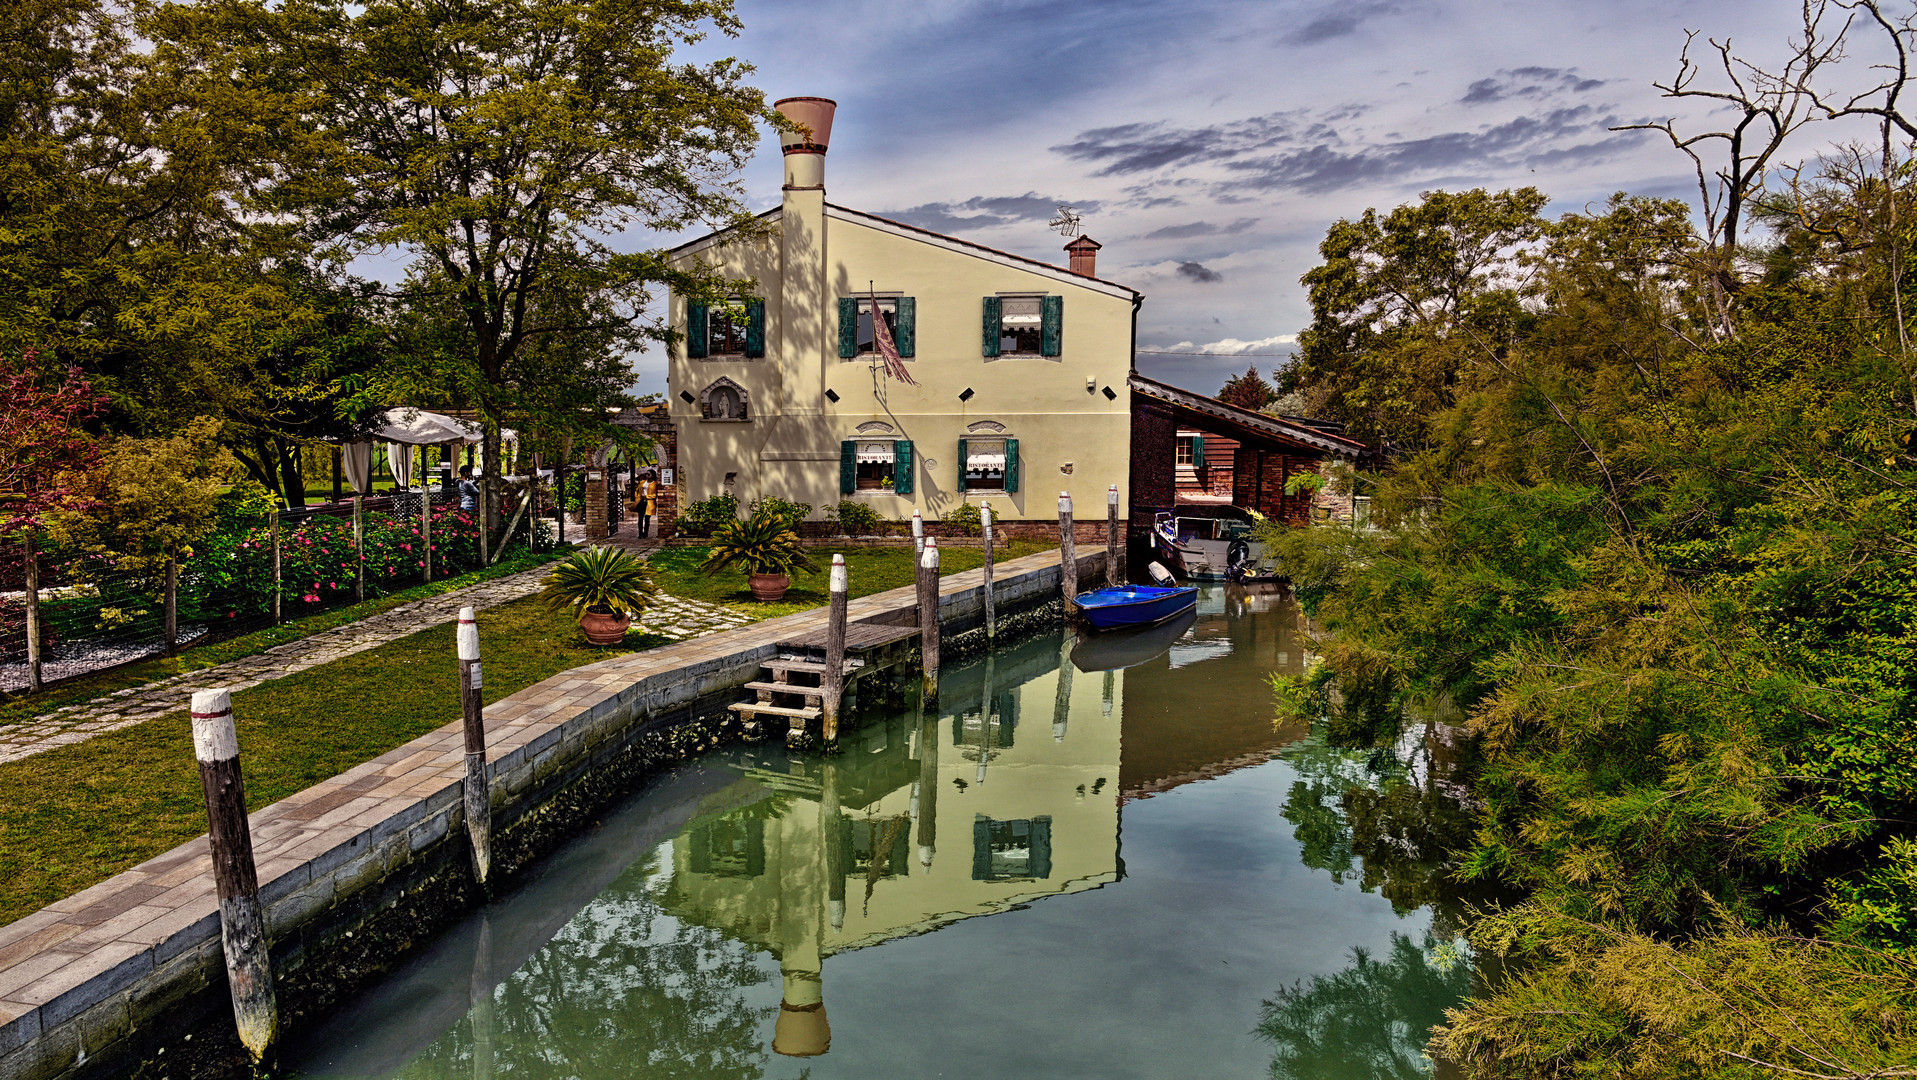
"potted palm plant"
700,509,820,601
539,545,659,644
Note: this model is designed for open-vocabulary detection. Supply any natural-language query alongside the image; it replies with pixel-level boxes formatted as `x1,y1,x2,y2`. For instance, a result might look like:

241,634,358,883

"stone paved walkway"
0,553,758,765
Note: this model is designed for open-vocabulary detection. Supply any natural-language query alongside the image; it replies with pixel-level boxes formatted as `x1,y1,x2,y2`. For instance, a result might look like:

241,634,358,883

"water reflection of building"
656,633,1123,1058
1120,585,1317,801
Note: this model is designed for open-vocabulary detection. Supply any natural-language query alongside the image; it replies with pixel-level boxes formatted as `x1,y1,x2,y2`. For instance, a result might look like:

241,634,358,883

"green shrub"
753,496,812,532
678,493,739,537
829,500,883,535
942,503,982,536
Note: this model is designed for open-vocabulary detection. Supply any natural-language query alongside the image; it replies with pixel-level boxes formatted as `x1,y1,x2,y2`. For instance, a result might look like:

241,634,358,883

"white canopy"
967,450,1007,470
856,441,895,464
370,409,520,447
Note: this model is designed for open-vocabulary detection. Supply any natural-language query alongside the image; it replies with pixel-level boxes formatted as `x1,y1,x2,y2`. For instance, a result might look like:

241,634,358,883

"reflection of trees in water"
394,854,777,1080
1257,932,1471,1080
1281,728,1478,920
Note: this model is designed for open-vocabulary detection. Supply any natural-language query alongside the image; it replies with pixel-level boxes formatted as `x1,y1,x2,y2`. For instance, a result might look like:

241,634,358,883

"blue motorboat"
1071,584,1199,632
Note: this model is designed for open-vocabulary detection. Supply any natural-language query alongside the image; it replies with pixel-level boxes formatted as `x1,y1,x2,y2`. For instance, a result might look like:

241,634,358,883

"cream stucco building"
667,97,1142,523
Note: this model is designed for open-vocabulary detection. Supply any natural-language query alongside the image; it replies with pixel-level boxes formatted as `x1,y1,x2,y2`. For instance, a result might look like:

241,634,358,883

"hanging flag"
869,288,917,386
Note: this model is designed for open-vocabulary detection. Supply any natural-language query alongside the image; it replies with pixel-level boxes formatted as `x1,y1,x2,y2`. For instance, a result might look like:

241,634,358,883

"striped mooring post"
910,508,924,556
189,689,278,1064
457,606,493,886
1107,483,1121,587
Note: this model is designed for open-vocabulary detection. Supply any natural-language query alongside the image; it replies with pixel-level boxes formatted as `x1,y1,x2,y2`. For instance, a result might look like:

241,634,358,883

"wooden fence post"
980,501,996,642
1058,491,1076,607
917,537,940,701
1106,483,1121,587
24,535,42,693
422,487,433,583
353,495,365,603
270,510,282,626
910,508,924,556
822,554,847,743
164,557,179,654
457,606,492,886
189,688,278,1064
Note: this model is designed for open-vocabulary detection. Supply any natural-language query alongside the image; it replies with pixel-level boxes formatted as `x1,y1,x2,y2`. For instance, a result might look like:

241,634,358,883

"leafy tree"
0,353,105,535
1219,364,1276,410
43,416,237,570
215,0,776,533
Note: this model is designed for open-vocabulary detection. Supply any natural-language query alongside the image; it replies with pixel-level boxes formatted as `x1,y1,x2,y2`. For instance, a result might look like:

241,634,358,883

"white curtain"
343,440,372,494
387,443,414,489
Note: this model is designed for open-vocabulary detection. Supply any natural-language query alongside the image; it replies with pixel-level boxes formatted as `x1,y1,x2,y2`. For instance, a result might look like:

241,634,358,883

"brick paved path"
0,553,757,765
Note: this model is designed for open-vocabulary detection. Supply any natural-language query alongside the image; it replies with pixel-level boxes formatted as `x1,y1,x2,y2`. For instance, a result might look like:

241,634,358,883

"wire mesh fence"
1,481,560,694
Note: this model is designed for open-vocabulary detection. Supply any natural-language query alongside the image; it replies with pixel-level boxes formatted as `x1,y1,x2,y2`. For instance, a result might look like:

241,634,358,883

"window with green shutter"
838,297,859,358
744,298,765,358
687,302,708,359
893,441,913,494
981,297,1001,357
840,441,856,495
1041,295,1063,356
894,297,915,358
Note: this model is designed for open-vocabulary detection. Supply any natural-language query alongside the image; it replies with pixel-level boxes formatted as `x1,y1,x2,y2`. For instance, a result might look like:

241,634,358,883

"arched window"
700,377,750,421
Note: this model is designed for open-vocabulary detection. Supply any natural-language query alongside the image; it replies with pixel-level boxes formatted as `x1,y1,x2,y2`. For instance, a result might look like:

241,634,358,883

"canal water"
286,587,1477,1079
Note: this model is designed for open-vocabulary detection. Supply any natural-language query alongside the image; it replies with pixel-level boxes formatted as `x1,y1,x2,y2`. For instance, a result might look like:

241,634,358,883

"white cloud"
1147,335,1297,355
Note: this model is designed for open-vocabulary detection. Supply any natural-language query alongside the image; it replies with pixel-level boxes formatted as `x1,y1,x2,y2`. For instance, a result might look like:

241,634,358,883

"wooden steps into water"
743,680,823,699
776,621,918,653
726,701,821,720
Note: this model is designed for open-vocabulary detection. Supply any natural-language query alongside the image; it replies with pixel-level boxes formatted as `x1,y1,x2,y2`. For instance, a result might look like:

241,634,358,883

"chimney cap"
1064,235,1102,252
774,97,837,155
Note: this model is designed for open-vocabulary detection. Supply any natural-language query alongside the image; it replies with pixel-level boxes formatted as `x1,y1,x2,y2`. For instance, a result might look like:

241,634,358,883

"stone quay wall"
0,547,1102,1080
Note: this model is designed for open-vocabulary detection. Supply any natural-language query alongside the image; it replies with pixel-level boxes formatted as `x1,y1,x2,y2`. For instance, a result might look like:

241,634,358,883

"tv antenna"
1049,204,1083,238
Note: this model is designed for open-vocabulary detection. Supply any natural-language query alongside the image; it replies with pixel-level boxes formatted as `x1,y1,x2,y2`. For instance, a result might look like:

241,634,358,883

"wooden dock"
776,620,919,653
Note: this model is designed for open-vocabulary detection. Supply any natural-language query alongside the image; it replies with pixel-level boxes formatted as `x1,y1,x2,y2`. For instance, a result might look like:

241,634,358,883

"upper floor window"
981,294,1062,358
687,298,764,359
837,296,916,359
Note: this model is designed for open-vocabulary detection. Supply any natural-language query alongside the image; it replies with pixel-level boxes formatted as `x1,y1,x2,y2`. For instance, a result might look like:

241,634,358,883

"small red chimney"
1065,235,1101,278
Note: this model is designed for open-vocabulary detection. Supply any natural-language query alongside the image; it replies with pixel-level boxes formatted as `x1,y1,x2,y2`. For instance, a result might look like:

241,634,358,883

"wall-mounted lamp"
1086,376,1097,393
958,387,975,402
678,391,695,404
824,389,840,403
1102,386,1117,400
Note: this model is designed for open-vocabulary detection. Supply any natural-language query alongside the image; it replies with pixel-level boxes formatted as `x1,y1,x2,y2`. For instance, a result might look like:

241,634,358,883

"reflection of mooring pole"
824,762,845,932
1103,669,1116,717
917,538,941,702
980,501,996,642
1053,635,1074,742
976,653,995,785
470,914,496,1080
1106,483,1121,586
190,689,278,1065
916,683,938,873
457,606,492,887
822,554,847,743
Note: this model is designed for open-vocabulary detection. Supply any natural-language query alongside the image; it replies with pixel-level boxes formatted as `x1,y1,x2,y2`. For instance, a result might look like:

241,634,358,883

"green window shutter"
1004,438,1019,493
981,296,1001,357
744,298,765,358
1030,816,1053,879
972,816,992,881
838,297,859,358
894,296,916,357
1192,436,1206,469
893,441,914,494
955,438,968,492
1041,295,1063,356
840,441,856,495
688,302,708,359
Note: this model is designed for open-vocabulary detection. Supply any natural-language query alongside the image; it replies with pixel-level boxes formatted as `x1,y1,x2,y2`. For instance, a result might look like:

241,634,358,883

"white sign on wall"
661,468,675,486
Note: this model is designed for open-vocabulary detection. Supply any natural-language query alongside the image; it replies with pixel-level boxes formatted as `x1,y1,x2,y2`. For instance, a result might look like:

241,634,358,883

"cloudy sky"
626,0,1841,395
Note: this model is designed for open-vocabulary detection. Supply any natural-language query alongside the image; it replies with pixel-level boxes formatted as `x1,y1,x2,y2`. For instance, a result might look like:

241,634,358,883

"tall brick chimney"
1065,235,1102,277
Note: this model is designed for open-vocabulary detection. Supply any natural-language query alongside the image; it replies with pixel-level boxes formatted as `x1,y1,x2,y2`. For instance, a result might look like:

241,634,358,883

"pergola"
336,410,520,493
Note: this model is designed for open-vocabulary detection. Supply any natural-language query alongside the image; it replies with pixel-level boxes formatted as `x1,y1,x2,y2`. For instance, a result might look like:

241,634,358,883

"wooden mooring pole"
189,688,278,1064
822,554,848,743
457,606,492,886
980,501,995,642
164,557,179,655
917,537,940,701
422,487,433,583
24,534,42,693
1058,491,1076,607
1106,483,1121,587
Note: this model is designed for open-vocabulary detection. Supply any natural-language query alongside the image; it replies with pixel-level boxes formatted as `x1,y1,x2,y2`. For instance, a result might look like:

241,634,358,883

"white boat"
1152,512,1264,582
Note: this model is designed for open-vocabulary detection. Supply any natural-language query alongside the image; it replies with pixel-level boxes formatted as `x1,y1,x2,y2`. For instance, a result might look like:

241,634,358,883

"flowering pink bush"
204,505,509,615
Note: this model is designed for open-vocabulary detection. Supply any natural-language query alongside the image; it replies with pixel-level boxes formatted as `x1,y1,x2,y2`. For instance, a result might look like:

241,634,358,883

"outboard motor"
1225,539,1251,582
1148,561,1178,587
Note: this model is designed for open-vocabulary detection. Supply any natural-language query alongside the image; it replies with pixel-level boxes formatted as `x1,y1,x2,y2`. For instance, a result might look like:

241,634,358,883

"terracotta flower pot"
578,608,631,645
749,572,790,601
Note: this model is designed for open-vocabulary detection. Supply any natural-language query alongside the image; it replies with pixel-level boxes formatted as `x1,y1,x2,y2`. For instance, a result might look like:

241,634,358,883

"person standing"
457,465,480,512
635,469,658,538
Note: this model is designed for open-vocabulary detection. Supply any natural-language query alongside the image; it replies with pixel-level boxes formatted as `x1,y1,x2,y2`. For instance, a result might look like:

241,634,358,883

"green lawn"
646,539,1056,619
0,594,671,925
0,549,566,729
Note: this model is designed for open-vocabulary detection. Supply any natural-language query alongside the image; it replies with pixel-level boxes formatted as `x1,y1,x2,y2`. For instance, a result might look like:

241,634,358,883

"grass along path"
647,538,1055,619
0,594,672,925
